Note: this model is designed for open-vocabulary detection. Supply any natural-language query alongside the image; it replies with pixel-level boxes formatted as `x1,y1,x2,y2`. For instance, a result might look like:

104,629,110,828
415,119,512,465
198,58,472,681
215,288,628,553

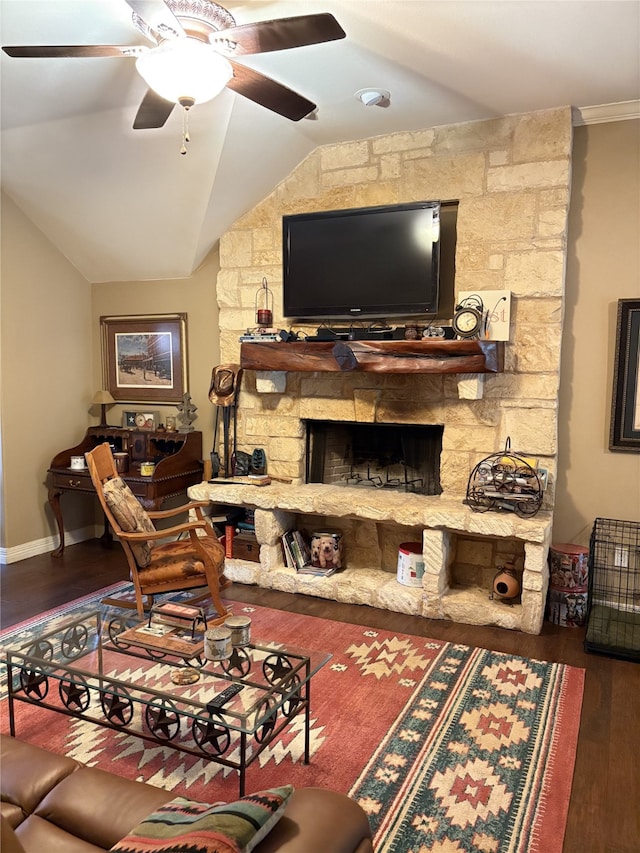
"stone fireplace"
202,106,573,633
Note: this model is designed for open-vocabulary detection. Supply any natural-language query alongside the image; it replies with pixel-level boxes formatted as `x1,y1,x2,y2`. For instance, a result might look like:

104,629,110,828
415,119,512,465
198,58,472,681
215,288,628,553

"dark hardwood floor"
1,540,638,852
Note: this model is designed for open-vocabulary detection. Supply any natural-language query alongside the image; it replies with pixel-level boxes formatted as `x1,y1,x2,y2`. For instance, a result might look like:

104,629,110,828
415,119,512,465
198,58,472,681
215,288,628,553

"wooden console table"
47,427,203,557
240,338,504,374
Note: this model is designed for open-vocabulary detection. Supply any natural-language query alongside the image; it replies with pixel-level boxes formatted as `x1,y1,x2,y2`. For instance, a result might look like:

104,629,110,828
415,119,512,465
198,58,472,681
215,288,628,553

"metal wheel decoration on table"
281,674,302,718
254,697,276,744
144,697,180,741
144,646,168,661
100,684,135,727
25,639,54,662
262,652,293,685
466,437,543,518
192,713,231,756
19,665,49,700
107,616,132,649
61,623,89,659
183,653,205,668
59,674,91,712
221,646,251,678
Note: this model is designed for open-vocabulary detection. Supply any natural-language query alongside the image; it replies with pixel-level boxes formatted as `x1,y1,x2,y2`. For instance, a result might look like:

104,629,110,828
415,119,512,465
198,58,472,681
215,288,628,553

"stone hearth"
189,481,553,634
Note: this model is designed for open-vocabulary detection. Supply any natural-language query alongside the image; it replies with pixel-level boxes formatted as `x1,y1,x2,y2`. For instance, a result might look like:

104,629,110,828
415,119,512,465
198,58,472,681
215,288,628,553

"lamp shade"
92,389,115,405
136,39,232,106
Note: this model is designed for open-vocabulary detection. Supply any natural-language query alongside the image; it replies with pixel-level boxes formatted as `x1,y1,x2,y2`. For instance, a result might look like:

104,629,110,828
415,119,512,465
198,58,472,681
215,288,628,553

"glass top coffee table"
5,609,330,795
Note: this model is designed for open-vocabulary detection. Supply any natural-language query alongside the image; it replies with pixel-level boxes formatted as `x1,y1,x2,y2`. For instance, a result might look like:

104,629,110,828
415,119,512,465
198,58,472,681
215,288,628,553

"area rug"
0,583,585,853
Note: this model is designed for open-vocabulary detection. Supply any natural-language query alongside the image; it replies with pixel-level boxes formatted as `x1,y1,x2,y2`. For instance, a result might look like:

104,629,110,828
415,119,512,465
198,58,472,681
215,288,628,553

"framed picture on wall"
609,299,640,452
101,313,188,404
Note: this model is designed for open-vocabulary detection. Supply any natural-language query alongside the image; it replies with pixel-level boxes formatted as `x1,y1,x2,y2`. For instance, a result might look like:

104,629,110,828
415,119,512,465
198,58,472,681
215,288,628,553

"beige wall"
0,190,220,558
91,255,221,465
554,120,640,544
0,191,95,552
1,120,638,560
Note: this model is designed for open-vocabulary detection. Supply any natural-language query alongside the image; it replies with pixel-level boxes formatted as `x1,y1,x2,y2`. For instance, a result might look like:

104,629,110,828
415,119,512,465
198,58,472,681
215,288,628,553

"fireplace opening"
305,420,443,495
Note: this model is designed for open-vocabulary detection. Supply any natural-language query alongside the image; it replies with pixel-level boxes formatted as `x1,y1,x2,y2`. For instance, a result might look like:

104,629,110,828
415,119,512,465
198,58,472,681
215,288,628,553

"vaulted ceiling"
1,0,638,283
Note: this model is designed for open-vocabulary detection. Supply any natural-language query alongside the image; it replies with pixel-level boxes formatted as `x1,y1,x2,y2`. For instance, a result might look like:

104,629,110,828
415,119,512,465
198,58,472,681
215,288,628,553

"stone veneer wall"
202,108,574,633
217,108,572,505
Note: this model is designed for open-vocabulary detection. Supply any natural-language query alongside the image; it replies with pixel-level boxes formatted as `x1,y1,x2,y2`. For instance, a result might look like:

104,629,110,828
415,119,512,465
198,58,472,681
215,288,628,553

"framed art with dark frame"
101,313,188,404
609,299,640,452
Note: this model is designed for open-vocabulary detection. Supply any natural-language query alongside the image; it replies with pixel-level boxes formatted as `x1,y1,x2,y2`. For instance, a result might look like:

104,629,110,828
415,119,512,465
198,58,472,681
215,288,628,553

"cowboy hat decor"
208,363,242,407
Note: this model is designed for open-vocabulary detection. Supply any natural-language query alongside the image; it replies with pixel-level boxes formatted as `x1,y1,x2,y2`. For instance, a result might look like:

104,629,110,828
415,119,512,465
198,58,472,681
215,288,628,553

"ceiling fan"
2,0,346,130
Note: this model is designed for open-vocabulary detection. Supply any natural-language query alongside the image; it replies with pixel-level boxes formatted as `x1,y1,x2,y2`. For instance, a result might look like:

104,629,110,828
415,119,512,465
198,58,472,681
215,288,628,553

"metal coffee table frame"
5,610,330,795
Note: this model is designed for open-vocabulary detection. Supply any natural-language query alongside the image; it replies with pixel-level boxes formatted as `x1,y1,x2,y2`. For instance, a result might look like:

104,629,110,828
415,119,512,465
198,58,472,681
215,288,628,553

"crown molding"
573,100,640,126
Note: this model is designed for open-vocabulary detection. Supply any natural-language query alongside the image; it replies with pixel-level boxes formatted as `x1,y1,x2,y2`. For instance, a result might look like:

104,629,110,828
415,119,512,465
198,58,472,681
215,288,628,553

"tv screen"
283,201,441,321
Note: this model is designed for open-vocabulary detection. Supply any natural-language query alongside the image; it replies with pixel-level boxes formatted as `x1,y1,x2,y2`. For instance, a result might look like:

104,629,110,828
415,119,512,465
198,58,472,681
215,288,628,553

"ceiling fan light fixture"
136,38,232,106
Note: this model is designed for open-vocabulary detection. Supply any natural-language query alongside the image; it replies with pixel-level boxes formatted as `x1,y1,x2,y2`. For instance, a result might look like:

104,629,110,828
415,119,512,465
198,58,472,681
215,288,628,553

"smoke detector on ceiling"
355,88,390,107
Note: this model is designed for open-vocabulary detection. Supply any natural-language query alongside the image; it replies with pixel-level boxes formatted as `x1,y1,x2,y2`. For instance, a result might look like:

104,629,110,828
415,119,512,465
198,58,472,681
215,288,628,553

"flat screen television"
282,201,442,322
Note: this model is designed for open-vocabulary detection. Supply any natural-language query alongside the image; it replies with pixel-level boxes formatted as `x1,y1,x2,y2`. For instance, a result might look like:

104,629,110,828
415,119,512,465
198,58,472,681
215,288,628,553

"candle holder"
255,276,273,327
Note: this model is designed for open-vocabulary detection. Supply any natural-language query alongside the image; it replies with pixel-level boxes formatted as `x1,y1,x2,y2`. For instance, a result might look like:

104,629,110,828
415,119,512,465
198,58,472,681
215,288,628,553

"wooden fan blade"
213,13,345,57
133,89,175,129
2,45,147,58
124,0,185,39
226,60,315,121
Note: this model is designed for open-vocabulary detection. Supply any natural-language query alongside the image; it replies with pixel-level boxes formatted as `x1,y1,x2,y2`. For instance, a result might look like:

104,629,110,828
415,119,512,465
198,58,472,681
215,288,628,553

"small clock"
135,413,147,428
452,305,483,338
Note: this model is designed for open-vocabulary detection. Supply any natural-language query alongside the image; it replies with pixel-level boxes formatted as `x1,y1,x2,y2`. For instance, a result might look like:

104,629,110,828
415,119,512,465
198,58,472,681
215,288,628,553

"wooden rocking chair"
86,442,230,621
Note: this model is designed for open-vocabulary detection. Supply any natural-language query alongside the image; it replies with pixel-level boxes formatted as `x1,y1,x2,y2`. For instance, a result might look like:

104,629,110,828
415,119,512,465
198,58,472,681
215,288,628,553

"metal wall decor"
466,437,544,518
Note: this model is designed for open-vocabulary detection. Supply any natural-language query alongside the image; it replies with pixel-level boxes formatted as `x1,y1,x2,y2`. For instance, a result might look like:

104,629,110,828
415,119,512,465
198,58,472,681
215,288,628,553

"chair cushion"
138,538,225,588
103,477,155,567
109,786,293,853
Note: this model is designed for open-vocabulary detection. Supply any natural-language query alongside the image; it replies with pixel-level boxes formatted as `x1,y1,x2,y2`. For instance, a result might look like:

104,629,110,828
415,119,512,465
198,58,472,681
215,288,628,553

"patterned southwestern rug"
0,583,585,853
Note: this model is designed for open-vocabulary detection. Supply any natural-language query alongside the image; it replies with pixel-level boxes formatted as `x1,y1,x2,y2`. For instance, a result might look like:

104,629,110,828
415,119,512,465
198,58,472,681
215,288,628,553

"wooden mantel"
240,339,504,374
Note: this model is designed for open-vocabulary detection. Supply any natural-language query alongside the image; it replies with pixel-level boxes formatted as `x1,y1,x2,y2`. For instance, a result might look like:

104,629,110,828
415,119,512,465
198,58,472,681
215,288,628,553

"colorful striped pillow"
109,786,293,853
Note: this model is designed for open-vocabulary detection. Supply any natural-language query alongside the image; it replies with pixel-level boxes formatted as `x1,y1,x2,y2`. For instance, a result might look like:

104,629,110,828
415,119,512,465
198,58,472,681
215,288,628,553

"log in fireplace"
304,420,443,495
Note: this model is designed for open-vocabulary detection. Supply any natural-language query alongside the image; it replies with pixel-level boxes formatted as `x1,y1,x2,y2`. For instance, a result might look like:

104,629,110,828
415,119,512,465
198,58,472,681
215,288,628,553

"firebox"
304,420,443,495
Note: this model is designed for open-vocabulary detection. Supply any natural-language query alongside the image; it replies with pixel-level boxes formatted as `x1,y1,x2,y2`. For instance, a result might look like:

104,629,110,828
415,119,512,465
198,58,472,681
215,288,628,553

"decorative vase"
492,562,520,600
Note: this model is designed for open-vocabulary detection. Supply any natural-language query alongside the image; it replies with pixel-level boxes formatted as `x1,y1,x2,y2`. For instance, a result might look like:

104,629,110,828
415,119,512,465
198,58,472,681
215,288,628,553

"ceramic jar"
204,627,232,661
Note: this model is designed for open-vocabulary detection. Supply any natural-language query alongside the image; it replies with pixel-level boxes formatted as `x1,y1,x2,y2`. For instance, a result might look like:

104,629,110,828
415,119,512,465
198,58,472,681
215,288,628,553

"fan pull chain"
180,105,191,156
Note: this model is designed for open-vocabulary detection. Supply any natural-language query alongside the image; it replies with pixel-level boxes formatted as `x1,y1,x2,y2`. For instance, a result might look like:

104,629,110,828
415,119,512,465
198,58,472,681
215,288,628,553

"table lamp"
92,389,115,427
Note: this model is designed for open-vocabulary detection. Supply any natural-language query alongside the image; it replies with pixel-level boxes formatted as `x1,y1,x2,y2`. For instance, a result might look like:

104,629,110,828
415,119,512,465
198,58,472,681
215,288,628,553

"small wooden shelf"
240,339,504,374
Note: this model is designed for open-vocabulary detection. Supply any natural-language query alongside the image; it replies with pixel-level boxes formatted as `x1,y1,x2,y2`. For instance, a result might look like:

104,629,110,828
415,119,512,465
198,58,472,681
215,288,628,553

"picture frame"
101,314,188,404
609,299,640,452
122,411,161,430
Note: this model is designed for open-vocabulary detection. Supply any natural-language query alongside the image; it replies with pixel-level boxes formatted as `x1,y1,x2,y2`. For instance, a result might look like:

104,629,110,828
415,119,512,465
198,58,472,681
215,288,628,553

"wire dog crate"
585,517,640,661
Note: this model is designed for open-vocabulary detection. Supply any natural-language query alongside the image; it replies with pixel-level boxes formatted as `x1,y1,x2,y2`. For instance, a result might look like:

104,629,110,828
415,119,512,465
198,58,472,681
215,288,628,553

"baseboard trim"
0,526,101,564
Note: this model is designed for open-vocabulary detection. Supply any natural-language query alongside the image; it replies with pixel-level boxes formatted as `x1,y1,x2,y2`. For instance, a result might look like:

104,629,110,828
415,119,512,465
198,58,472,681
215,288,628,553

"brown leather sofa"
1,735,374,853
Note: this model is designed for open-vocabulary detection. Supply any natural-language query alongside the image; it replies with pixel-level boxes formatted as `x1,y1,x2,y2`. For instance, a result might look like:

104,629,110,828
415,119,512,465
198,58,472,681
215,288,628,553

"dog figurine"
311,533,343,569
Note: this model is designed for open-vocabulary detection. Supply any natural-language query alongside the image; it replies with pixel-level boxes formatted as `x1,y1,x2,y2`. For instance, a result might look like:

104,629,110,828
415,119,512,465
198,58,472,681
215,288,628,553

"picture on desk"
101,314,188,404
122,411,160,430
